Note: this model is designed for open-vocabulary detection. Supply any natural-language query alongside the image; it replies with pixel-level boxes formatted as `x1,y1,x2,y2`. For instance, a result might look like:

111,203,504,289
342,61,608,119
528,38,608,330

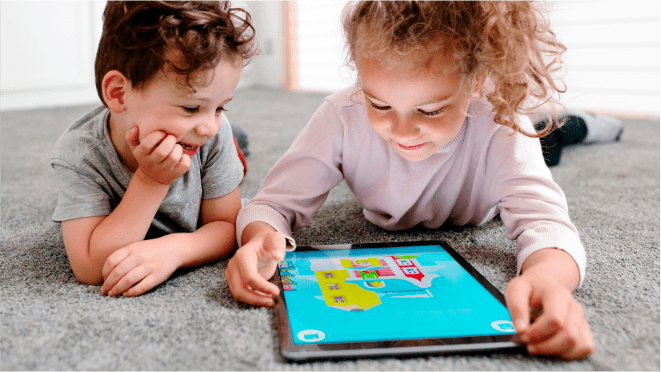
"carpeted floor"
1,88,659,370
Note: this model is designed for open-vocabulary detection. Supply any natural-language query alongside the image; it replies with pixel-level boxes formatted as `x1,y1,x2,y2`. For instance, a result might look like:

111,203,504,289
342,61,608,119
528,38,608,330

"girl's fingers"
504,277,533,334
225,264,276,306
262,232,287,262
527,302,593,360
524,287,573,344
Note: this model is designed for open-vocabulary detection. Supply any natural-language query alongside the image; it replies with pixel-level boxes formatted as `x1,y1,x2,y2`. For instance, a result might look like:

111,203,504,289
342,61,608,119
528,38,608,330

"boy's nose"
195,115,220,138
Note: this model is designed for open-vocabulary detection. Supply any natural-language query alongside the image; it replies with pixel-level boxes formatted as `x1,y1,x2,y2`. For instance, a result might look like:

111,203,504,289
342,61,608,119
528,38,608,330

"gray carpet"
1,88,659,370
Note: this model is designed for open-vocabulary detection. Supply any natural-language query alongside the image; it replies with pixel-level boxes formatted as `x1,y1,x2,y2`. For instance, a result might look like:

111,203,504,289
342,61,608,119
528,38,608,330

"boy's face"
356,54,479,162
121,54,242,158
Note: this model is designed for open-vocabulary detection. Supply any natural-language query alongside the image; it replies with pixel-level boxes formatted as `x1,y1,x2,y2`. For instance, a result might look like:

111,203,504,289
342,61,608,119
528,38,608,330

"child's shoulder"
467,98,534,135
52,106,112,166
324,85,362,109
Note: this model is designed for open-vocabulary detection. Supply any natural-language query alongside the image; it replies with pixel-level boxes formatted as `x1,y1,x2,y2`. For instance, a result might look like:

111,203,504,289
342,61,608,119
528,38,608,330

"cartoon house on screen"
311,255,439,312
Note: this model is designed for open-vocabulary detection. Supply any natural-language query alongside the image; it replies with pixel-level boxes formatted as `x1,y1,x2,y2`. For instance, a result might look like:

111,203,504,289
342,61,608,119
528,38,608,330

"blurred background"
1,1,659,118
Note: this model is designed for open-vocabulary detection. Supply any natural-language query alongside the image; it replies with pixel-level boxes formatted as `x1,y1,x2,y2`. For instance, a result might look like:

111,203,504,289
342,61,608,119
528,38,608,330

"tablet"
271,240,524,361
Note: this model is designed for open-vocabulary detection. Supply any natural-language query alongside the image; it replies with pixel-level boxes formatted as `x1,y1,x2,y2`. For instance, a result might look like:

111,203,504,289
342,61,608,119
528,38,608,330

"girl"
226,1,594,360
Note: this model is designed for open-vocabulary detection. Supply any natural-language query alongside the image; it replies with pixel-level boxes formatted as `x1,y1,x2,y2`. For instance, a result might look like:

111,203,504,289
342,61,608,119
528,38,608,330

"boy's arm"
505,248,594,360
99,187,241,297
61,128,191,285
61,173,170,285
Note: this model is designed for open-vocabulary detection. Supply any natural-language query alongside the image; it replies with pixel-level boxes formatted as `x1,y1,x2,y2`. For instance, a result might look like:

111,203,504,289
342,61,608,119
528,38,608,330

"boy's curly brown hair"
95,1,257,105
342,1,567,137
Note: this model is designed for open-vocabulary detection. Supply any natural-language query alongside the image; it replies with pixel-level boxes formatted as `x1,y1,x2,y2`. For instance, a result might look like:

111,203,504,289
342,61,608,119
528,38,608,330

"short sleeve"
198,113,244,200
51,161,112,221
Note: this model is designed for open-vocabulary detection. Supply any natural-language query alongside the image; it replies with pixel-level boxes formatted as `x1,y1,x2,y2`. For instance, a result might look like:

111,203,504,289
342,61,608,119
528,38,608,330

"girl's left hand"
505,274,595,360
100,238,181,297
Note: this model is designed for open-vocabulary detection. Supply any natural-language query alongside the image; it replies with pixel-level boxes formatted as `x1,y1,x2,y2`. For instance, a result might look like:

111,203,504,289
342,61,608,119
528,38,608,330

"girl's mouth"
398,143,424,151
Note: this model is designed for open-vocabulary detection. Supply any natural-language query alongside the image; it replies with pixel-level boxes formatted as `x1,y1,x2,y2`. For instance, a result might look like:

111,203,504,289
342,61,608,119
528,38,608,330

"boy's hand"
100,238,181,297
225,230,287,307
505,273,595,360
127,126,191,185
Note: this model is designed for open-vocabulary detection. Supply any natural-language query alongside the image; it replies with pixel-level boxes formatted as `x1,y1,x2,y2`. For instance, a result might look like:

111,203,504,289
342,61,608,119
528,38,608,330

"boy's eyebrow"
187,95,234,105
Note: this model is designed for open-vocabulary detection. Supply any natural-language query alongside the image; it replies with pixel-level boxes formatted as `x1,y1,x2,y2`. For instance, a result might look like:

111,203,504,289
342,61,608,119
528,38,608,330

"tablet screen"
277,242,516,346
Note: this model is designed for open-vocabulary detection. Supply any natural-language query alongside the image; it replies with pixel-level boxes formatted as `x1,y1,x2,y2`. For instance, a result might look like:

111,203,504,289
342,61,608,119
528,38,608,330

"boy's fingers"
122,274,158,297
178,153,191,169
136,131,168,156
166,143,183,164
106,266,149,297
126,126,140,148
102,256,141,296
504,278,533,334
102,250,123,280
152,134,177,159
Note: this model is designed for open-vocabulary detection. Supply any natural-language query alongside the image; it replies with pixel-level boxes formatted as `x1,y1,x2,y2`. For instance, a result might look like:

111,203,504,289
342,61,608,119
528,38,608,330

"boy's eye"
183,106,199,113
419,107,444,116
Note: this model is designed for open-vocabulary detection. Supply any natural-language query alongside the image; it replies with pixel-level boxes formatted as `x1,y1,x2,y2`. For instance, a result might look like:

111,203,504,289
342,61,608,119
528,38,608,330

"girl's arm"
225,221,288,307
505,248,594,360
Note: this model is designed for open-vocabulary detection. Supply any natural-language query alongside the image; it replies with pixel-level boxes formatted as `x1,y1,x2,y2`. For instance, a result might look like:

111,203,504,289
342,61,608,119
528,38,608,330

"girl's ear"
102,70,131,113
471,69,488,98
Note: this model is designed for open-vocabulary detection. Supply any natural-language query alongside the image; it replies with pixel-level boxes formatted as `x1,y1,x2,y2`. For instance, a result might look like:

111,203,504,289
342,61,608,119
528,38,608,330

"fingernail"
514,320,526,331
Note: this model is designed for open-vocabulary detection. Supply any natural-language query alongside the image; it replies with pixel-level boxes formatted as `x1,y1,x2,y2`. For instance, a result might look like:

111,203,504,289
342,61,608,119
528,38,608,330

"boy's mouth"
179,142,197,151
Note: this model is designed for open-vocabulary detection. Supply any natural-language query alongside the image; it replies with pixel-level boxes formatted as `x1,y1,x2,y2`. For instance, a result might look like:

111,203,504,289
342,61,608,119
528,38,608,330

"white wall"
1,1,105,110
293,1,660,117
550,1,660,117
2,1,659,117
0,1,283,111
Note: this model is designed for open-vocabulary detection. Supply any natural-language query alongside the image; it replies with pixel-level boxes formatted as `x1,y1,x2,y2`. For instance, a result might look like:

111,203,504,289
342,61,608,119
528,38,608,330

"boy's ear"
102,70,131,113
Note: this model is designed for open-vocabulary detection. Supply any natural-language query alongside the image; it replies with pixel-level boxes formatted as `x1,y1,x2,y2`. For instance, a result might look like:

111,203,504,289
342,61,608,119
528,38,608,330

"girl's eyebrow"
363,90,453,107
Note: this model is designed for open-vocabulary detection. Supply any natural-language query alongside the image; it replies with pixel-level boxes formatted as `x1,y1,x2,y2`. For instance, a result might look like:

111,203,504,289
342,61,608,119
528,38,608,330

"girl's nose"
390,115,419,140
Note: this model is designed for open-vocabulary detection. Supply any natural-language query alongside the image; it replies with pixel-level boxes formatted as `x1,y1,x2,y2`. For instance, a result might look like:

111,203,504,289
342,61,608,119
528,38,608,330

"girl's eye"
369,101,390,111
215,106,226,114
183,106,199,113
419,107,444,117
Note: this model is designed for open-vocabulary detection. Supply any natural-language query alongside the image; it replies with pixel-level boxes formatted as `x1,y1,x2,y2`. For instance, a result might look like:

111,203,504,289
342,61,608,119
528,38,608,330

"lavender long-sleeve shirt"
237,86,586,285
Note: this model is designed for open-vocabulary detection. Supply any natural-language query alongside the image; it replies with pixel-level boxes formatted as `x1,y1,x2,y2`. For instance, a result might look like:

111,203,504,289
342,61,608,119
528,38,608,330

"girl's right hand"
126,126,191,186
225,230,287,307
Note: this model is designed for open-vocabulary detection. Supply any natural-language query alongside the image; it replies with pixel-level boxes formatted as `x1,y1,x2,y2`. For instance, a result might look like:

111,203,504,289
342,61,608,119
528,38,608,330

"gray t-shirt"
51,106,244,239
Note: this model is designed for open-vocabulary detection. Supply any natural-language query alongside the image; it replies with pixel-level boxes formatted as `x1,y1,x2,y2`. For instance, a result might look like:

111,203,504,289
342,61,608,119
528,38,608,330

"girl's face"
356,55,481,162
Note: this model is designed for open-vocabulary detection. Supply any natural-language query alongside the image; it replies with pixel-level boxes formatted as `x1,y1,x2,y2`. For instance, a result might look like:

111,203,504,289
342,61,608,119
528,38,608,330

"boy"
50,1,257,297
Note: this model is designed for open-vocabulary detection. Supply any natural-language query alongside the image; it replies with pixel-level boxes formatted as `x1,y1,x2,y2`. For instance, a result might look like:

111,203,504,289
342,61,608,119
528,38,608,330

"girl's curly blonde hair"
342,1,566,137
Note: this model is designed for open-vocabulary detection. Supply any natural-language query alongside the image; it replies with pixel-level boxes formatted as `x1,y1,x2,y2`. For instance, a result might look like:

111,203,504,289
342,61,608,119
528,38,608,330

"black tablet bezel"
271,240,525,361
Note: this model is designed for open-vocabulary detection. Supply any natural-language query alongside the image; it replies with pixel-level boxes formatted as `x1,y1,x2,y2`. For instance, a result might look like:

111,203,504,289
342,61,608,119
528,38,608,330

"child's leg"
231,125,249,181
